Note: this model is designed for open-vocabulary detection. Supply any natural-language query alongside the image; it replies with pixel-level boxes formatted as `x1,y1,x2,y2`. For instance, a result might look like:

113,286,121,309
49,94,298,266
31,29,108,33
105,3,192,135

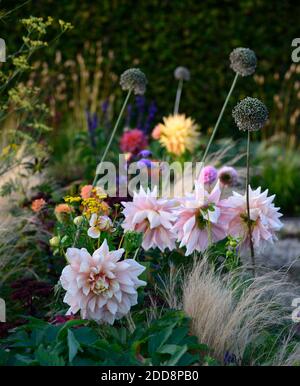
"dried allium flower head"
232,97,268,132
218,166,238,187
174,66,190,81
31,198,46,212
158,114,200,156
229,48,257,77
120,68,147,95
60,239,146,324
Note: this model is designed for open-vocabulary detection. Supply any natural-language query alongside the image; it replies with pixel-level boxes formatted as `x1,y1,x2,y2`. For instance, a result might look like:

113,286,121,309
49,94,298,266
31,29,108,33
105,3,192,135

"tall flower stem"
92,88,132,187
246,129,256,276
173,79,183,115
201,73,239,163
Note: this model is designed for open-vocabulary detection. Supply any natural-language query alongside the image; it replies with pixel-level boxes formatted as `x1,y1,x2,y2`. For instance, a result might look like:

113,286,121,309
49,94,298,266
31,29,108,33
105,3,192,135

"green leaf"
165,344,188,366
67,329,82,363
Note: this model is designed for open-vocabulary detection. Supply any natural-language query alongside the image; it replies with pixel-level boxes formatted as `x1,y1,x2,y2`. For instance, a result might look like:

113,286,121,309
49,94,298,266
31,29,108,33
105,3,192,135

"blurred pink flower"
198,165,218,185
121,186,178,252
120,129,148,154
31,198,46,213
151,124,162,140
174,181,227,255
60,239,146,324
80,185,93,199
218,166,238,187
220,186,283,252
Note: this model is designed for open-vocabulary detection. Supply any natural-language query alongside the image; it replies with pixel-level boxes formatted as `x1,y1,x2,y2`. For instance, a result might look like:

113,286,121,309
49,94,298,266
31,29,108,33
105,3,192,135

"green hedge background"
3,0,300,133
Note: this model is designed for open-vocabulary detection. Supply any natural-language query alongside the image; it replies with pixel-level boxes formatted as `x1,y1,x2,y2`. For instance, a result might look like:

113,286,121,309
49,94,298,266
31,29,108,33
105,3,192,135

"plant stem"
246,129,256,276
92,88,132,186
201,72,239,163
173,79,183,115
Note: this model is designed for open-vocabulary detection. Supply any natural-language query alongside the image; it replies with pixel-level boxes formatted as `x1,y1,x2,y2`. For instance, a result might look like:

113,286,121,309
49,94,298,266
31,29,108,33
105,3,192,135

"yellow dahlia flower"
158,114,199,156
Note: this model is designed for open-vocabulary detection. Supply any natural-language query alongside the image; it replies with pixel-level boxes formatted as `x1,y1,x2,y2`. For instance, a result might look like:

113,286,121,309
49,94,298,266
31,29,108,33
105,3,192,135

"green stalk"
173,78,183,115
246,129,256,276
201,73,239,163
92,88,132,186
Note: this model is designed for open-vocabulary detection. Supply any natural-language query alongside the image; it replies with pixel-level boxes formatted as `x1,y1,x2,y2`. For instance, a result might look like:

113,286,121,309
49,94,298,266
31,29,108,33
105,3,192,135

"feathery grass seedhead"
232,97,268,132
120,68,147,95
230,47,257,77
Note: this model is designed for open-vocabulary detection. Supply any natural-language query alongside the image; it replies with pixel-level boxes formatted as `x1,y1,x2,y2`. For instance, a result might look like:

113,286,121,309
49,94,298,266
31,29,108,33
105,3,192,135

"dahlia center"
90,274,110,295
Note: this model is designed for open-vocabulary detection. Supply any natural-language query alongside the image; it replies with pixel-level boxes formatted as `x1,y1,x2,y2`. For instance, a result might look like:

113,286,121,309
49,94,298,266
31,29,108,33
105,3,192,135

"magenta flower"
174,181,228,255
198,165,218,185
218,166,238,187
60,240,146,324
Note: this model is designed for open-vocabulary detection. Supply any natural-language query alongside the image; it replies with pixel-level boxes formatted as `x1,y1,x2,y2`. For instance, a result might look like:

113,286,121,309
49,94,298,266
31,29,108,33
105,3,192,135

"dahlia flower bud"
232,97,268,132
49,236,60,247
73,216,84,226
174,66,190,81
229,48,257,77
120,68,147,95
218,166,238,187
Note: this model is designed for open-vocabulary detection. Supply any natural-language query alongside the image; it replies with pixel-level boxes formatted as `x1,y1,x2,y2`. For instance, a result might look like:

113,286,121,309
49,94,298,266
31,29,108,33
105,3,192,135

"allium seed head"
120,68,147,95
229,48,257,77
232,97,268,132
174,66,190,81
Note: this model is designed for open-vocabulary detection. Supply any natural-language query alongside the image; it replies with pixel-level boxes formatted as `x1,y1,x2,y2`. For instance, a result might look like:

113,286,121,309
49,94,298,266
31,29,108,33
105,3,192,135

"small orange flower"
80,185,93,199
55,203,73,214
31,198,46,213
54,203,74,223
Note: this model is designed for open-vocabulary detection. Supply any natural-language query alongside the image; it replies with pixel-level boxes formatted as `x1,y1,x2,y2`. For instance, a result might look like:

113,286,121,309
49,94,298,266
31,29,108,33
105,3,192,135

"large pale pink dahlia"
174,181,227,256
221,186,283,252
121,187,178,252
60,239,146,324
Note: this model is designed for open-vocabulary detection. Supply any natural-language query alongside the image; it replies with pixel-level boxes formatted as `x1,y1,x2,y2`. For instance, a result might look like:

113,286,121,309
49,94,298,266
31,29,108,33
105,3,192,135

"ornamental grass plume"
173,66,190,114
182,258,296,364
158,114,199,156
202,48,257,163
60,239,146,324
232,97,269,275
92,68,147,186
121,186,178,252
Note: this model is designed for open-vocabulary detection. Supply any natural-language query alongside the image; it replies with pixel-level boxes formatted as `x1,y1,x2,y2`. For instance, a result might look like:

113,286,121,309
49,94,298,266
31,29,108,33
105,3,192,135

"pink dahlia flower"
174,181,227,255
120,129,148,154
218,166,238,187
121,187,178,252
198,165,218,185
220,186,283,252
60,239,146,324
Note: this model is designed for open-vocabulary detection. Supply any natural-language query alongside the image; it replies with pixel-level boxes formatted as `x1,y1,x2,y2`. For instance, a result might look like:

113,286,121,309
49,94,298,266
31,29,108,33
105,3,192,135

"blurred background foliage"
2,0,300,140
